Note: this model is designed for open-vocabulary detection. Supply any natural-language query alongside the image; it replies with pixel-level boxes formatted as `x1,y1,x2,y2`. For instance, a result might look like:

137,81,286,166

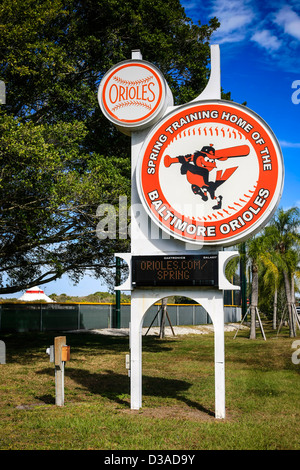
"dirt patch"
81,323,248,337
120,404,224,421
15,403,47,410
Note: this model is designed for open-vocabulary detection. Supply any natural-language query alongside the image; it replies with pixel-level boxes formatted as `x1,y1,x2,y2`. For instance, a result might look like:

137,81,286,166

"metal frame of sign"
98,46,284,420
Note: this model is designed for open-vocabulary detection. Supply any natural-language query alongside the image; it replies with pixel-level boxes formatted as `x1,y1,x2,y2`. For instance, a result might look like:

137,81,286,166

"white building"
18,286,54,302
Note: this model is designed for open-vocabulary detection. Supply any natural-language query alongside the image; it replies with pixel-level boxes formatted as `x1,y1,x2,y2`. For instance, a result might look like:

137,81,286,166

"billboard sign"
137,100,284,246
98,60,171,134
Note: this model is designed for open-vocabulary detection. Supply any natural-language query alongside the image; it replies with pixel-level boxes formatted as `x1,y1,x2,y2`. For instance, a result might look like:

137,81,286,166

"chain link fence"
0,301,241,332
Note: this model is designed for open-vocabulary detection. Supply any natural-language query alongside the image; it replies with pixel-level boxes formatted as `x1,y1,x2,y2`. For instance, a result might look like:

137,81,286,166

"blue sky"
4,0,300,298
182,0,300,210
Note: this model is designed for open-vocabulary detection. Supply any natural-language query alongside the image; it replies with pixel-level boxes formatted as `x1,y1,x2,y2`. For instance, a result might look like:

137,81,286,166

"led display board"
132,254,218,287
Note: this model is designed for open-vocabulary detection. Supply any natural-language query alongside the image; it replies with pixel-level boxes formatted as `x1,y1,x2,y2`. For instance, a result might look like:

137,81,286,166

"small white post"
54,336,66,406
0,340,6,364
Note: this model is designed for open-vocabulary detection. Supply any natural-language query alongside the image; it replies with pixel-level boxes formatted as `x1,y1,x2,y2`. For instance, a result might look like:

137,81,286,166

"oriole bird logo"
164,143,250,210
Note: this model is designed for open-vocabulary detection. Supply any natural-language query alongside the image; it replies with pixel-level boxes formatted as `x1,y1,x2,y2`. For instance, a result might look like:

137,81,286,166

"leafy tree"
0,0,221,294
0,113,130,294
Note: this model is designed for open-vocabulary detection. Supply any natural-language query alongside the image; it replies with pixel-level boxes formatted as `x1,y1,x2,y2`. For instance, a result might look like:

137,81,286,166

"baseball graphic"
98,60,167,130
159,122,258,221
137,100,284,246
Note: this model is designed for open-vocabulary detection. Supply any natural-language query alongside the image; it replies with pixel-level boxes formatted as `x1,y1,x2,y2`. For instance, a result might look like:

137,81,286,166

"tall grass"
0,326,299,450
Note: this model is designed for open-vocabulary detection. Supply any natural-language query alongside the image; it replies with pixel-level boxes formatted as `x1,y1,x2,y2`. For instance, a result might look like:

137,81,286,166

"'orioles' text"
219,189,270,234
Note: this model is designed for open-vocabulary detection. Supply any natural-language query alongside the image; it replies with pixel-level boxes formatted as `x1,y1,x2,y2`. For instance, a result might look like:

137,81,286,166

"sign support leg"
130,294,143,410
198,289,225,419
212,294,225,419
128,287,227,419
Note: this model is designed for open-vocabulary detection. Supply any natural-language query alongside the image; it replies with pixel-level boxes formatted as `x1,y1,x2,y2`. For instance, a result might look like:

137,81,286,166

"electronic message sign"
132,254,218,287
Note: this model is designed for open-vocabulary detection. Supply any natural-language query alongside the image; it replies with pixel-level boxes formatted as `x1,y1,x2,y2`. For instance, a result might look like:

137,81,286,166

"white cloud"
251,29,282,52
274,5,300,41
181,1,198,12
210,0,256,43
279,140,300,148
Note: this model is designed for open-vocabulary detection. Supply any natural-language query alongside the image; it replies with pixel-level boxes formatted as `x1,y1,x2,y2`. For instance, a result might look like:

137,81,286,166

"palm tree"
241,230,280,339
231,235,275,339
246,234,268,339
266,207,300,337
256,242,280,329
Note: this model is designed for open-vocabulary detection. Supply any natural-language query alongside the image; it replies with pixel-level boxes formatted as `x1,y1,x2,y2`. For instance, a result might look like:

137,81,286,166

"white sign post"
98,46,284,419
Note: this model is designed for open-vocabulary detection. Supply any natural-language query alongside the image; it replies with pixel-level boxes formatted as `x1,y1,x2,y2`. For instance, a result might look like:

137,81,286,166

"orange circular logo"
137,100,284,246
98,60,166,131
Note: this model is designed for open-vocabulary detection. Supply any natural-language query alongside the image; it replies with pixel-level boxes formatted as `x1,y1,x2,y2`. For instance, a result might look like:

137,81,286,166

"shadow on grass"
2,332,175,364
36,366,214,416
6,332,214,416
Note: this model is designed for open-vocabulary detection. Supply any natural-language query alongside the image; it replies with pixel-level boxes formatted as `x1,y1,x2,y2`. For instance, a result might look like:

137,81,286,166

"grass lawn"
0,325,299,450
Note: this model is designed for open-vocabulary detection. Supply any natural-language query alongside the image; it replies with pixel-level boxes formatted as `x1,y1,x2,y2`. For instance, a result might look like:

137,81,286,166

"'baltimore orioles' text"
147,188,270,239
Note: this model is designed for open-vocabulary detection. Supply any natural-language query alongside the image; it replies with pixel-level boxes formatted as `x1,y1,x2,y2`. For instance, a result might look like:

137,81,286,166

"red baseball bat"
164,155,180,167
214,144,250,160
164,145,250,167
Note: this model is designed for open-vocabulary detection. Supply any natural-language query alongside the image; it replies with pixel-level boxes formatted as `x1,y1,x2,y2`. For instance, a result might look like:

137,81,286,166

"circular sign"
137,100,284,246
98,60,170,133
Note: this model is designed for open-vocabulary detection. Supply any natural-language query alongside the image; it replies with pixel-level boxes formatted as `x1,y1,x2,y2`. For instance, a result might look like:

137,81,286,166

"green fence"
0,302,241,332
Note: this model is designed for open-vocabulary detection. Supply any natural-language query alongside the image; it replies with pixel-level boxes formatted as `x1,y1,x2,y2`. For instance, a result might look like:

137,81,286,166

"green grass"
0,326,299,450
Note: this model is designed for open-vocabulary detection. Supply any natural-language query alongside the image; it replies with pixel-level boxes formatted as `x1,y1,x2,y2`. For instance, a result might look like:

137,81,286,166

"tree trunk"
159,298,168,339
273,287,277,330
250,264,258,340
291,275,296,304
283,269,296,337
